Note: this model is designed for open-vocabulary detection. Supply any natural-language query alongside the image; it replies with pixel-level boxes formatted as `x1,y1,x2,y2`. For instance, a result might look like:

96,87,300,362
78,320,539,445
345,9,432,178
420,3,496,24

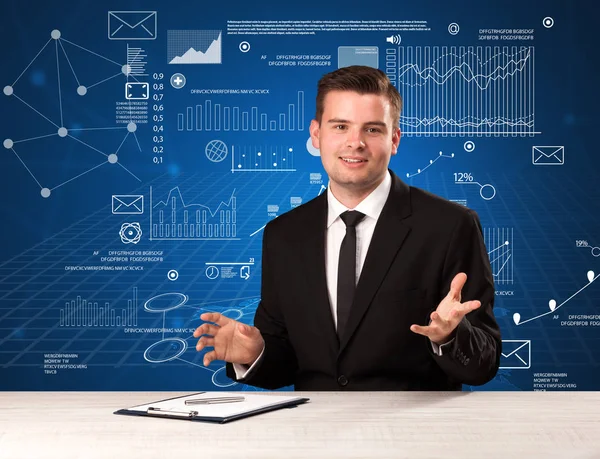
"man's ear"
391,126,401,156
309,119,320,150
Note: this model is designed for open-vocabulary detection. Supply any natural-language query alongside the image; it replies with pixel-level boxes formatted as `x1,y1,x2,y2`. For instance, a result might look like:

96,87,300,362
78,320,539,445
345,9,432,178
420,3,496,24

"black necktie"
337,210,366,338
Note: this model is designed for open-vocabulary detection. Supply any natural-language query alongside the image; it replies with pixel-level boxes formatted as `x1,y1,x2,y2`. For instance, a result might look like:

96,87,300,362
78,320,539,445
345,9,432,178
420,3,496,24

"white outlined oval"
144,292,189,312
143,338,188,363
220,309,244,321
212,366,239,387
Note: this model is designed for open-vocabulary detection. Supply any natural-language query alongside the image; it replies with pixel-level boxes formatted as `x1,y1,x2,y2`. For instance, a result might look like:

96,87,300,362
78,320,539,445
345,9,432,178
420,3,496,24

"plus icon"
170,73,186,89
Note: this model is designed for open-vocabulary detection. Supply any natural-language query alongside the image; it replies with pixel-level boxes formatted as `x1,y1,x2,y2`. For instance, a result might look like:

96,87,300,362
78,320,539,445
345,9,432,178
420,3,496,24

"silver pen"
147,407,198,417
185,396,245,405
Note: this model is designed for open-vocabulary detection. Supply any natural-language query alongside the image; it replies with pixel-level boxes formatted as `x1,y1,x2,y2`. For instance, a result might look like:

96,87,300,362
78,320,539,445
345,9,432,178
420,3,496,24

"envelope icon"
532,146,564,165
112,195,144,214
500,340,531,369
108,11,157,40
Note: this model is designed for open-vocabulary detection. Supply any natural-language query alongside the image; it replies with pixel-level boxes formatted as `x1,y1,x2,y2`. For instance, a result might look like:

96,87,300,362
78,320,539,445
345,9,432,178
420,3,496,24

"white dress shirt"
324,170,391,329
233,171,448,379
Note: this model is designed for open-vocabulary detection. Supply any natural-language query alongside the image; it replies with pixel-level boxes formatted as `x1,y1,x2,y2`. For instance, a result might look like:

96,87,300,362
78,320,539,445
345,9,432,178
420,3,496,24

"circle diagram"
167,269,179,281
143,338,188,363
144,292,189,313
205,140,228,162
239,41,251,52
211,366,238,387
480,184,497,200
220,309,244,321
306,137,320,156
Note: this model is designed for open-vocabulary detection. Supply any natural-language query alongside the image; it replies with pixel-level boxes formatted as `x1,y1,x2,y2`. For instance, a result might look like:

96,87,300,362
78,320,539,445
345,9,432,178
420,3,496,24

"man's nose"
346,128,366,149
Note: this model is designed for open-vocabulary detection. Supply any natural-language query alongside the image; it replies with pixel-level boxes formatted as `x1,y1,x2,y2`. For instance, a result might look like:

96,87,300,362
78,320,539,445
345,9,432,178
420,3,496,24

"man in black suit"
194,66,501,390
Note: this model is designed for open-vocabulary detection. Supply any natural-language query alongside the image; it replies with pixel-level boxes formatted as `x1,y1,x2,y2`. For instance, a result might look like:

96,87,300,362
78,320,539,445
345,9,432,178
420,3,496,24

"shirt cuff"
232,345,265,379
430,337,454,356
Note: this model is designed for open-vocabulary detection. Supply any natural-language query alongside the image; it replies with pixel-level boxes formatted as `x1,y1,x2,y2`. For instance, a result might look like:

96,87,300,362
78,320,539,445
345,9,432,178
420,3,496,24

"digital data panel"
0,0,598,391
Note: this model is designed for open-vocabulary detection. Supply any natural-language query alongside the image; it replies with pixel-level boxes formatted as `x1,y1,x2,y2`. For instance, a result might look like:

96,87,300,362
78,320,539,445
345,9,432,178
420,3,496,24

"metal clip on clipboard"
147,407,199,418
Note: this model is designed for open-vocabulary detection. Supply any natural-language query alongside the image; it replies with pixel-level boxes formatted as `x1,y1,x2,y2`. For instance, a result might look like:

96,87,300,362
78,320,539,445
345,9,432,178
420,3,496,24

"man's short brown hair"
315,65,402,127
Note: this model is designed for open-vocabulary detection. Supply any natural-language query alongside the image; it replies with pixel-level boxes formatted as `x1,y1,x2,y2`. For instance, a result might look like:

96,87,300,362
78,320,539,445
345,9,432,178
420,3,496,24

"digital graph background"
1,0,599,391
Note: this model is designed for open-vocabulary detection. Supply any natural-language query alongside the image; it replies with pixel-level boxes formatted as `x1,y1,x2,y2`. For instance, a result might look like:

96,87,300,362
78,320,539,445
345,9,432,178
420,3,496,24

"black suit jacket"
226,170,501,390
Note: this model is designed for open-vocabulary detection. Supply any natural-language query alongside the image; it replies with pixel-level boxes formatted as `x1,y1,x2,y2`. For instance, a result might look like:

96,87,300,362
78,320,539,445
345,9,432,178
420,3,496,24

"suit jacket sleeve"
226,222,298,389
430,209,502,386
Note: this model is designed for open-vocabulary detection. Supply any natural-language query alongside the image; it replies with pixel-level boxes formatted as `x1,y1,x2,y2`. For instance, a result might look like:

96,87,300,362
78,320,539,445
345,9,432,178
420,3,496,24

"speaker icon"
385,34,401,45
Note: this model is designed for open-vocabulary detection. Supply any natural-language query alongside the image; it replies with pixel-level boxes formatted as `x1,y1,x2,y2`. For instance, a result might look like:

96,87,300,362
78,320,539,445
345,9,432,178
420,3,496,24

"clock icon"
205,265,219,280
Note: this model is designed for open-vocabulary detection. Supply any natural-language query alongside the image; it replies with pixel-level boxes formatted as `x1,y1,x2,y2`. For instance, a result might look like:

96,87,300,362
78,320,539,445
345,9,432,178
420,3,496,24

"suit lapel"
297,193,340,352
339,172,412,353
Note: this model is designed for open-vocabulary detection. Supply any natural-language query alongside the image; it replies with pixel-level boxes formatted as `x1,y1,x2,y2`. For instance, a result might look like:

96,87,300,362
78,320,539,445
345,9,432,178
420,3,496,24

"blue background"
1,0,599,391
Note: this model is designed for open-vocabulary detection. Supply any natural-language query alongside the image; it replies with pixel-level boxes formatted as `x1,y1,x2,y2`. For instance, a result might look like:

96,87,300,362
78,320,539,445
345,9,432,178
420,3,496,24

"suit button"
337,375,349,386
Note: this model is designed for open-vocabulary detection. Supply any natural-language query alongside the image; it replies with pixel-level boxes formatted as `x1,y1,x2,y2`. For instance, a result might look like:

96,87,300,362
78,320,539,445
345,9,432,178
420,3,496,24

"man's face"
310,90,401,195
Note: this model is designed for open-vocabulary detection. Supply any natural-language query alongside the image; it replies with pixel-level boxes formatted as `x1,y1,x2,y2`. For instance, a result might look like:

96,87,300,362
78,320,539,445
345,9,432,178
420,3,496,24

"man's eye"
335,125,347,130
366,127,381,133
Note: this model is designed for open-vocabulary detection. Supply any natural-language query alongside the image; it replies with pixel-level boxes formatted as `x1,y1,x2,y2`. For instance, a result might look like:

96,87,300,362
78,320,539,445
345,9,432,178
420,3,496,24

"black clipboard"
114,392,310,424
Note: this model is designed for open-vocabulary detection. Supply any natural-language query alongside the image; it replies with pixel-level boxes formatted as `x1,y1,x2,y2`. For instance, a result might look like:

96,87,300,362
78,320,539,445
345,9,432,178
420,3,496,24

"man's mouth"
340,157,367,163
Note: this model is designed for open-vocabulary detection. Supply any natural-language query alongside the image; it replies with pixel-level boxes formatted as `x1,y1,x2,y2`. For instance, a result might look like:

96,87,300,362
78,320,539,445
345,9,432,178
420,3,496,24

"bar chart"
60,287,139,327
176,91,305,132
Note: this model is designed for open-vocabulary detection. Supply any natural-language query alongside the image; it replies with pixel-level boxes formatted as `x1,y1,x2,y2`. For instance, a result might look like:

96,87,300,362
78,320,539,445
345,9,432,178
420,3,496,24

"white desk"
0,392,599,458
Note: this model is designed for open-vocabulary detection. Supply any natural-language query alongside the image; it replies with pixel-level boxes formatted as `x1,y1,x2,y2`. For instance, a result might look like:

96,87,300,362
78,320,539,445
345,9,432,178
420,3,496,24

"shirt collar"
326,170,392,228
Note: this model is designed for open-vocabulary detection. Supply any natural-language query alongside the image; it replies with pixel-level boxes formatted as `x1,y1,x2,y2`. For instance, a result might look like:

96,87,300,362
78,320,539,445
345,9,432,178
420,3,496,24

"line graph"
168,30,221,64
484,228,513,284
149,186,240,241
513,271,599,325
406,151,454,178
396,46,537,136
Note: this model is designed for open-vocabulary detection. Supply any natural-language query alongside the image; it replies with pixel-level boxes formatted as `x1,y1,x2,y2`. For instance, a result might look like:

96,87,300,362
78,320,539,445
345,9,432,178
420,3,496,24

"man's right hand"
193,312,265,367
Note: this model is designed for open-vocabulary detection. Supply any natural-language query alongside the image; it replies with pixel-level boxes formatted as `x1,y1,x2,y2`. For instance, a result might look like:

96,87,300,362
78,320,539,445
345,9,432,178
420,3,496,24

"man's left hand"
410,272,481,345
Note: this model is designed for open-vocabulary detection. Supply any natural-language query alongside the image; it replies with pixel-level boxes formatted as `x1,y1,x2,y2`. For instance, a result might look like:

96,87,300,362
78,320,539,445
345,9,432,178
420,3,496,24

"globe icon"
205,140,228,162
